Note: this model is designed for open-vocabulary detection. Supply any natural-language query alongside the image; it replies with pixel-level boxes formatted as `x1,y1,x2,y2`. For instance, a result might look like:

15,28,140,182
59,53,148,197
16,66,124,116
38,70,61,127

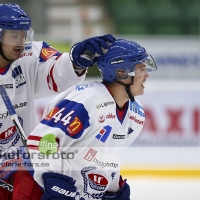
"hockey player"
0,2,116,200
27,39,157,200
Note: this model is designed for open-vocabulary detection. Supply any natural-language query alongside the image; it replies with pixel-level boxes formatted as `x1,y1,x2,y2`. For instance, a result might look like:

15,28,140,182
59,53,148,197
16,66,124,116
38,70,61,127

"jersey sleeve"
27,92,96,187
33,42,86,99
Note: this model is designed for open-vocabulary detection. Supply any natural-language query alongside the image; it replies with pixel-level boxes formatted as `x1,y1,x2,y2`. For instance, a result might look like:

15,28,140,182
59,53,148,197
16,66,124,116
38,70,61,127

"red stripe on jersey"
27,145,39,151
28,135,42,141
28,135,59,143
49,65,58,92
47,75,52,90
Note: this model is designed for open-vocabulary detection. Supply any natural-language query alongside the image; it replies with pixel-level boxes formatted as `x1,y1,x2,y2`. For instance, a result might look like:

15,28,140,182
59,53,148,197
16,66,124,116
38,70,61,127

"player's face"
0,30,25,60
130,63,150,96
1,42,23,60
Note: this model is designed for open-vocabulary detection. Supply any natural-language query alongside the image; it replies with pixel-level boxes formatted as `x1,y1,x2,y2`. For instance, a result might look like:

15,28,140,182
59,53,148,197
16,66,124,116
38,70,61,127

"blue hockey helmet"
97,39,157,83
0,3,33,46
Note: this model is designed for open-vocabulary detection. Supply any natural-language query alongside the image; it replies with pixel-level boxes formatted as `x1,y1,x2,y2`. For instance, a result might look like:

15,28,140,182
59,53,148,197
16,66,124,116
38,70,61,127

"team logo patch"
88,174,108,191
81,166,106,199
0,126,17,144
81,167,118,198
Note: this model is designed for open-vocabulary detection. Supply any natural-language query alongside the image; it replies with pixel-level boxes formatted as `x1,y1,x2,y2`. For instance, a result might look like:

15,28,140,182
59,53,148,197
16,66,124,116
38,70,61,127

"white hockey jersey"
0,41,85,180
27,81,145,200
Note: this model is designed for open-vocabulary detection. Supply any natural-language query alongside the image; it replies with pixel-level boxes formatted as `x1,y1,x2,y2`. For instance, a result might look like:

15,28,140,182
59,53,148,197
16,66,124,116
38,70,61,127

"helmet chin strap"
125,77,135,102
0,43,14,62
115,77,135,102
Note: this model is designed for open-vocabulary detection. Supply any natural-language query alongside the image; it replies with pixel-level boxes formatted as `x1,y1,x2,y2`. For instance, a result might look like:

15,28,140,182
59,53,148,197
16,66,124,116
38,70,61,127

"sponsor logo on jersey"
20,52,33,58
93,158,118,168
106,113,115,119
0,126,17,144
24,45,32,50
0,104,27,121
40,46,61,61
88,174,108,191
76,83,94,91
67,116,83,136
0,111,8,120
4,84,13,89
12,65,26,88
112,134,125,139
84,148,98,161
39,133,59,155
98,115,105,123
0,123,2,128
98,113,116,123
95,125,112,143
96,101,115,109
128,113,144,125
130,101,145,117
44,107,60,121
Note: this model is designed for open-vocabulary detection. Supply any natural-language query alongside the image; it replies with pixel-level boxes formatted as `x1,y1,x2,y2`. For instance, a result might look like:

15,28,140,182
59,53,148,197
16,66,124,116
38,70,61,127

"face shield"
115,54,157,79
0,28,34,47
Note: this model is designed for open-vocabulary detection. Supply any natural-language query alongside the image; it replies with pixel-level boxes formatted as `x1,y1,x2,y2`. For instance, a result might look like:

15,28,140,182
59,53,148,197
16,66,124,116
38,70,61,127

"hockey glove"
70,34,116,68
102,176,130,200
41,172,84,200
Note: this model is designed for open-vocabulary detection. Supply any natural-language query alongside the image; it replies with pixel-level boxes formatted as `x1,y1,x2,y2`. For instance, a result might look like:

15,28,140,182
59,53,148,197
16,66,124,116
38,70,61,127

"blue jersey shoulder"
39,42,62,62
41,99,90,139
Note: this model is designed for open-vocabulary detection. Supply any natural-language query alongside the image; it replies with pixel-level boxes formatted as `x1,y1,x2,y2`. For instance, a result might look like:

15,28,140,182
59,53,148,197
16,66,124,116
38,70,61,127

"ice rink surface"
128,177,200,200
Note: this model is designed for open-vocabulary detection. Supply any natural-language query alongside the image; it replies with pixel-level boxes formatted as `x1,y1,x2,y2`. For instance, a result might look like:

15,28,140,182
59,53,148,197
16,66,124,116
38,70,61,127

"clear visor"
116,54,157,79
0,28,34,46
